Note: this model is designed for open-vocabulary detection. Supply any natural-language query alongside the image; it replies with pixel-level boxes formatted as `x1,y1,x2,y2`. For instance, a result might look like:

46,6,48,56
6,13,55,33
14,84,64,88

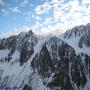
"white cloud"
9,7,21,13
44,18,53,25
35,15,41,20
34,0,90,33
25,17,31,21
2,0,90,36
35,2,52,15
31,22,42,30
51,0,60,4
82,0,90,4
69,0,79,9
0,26,30,38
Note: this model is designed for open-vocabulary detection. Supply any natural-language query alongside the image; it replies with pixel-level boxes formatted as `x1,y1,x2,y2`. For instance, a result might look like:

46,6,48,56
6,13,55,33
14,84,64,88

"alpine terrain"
0,23,90,90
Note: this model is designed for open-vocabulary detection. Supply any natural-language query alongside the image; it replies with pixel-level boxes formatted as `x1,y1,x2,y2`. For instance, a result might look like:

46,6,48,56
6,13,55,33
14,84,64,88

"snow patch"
0,49,9,60
11,50,20,62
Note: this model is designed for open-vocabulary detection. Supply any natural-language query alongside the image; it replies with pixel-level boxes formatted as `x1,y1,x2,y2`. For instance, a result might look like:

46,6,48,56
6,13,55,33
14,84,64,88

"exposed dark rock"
31,37,87,90
22,84,33,90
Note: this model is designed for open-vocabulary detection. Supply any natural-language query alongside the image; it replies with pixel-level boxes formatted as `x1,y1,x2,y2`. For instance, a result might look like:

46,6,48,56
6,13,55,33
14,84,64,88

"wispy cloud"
35,2,52,15
1,0,90,36
33,0,90,33
9,7,21,13
2,9,10,15
0,26,30,38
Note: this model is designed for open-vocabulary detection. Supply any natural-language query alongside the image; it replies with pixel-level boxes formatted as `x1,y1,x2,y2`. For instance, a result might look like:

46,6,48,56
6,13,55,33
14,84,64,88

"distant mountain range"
0,23,90,90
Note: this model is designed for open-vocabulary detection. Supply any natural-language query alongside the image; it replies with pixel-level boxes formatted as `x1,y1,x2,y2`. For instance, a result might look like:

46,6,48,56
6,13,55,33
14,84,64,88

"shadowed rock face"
79,34,90,48
31,37,87,90
22,84,33,90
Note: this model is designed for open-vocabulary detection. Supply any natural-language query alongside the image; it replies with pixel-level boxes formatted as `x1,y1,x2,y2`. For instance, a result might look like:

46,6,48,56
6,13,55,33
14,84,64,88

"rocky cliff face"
0,30,37,64
0,24,90,90
31,36,87,90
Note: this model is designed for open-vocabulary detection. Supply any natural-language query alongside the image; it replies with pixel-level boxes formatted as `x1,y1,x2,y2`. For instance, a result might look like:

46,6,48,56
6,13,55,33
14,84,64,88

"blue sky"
0,0,45,32
0,0,90,35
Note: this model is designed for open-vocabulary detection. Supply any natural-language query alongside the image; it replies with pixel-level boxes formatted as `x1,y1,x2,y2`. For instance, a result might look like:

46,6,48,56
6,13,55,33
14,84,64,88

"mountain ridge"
0,23,90,90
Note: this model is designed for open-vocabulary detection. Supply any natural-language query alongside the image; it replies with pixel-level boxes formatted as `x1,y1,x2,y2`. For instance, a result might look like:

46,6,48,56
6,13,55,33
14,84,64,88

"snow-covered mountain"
62,23,90,55
0,23,90,90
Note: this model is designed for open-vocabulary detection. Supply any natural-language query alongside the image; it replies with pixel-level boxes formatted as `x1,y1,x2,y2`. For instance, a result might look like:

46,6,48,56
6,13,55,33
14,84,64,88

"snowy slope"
0,49,9,61
61,23,90,56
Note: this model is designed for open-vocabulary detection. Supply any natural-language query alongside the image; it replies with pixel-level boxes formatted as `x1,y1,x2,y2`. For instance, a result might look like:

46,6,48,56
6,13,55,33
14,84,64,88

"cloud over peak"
29,0,90,33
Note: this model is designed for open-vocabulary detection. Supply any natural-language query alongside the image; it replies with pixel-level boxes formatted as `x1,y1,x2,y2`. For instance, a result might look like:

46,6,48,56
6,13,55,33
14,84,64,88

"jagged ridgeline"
0,24,90,90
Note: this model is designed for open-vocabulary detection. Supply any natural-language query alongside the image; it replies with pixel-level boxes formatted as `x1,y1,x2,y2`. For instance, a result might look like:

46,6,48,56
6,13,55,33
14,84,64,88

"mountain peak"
64,23,90,39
